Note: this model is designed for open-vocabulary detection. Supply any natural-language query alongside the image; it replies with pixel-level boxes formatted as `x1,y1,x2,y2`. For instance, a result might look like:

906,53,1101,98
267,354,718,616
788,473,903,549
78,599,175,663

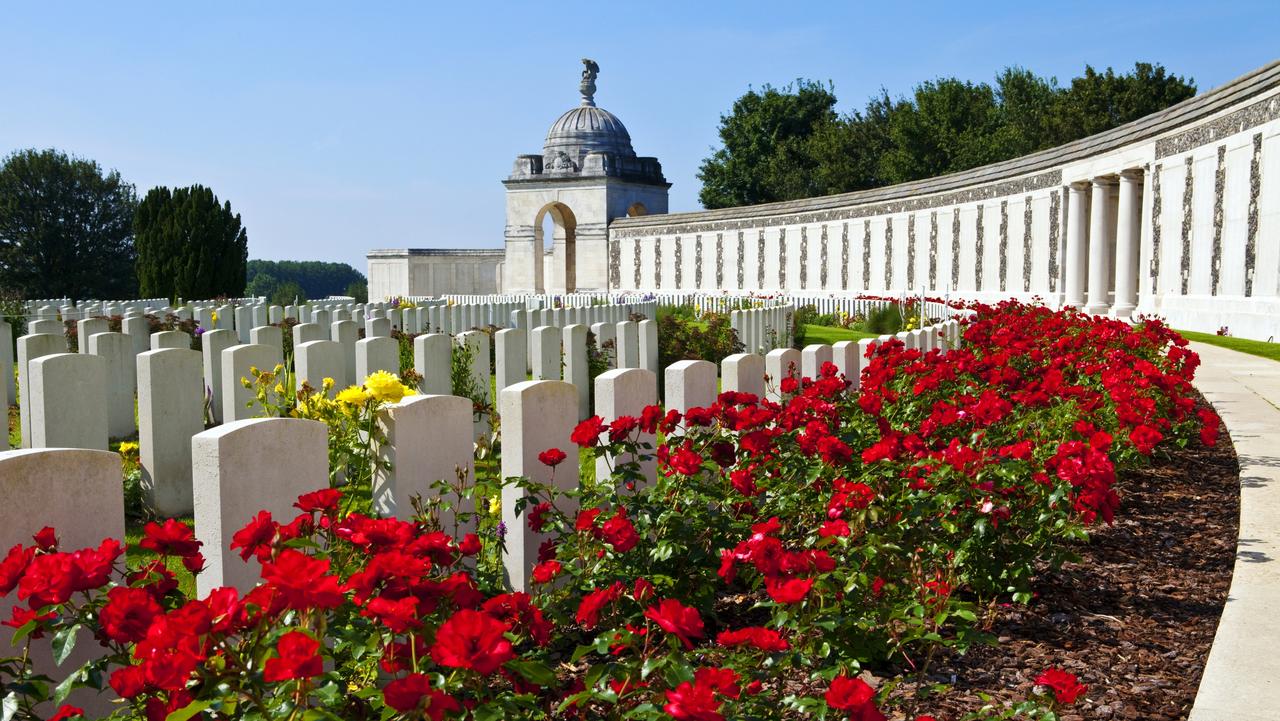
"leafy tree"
697,80,840,208
245,271,280,299
245,260,366,300
270,280,307,307
134,185,248,300
700,63,1196,206
344,280,368,303
0,149,138,300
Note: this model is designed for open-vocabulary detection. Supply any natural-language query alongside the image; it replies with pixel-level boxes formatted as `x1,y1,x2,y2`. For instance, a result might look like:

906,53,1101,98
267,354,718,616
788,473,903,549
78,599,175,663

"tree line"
0,148,365,303
698,62,1196,208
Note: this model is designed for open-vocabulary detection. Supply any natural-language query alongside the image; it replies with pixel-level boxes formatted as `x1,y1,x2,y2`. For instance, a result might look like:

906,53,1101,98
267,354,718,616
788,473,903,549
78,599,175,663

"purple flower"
194,325,205,336
495,521,507,540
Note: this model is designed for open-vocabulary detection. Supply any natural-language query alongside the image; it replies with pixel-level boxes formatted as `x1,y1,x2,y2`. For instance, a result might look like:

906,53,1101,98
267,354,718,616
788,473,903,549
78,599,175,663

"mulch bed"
890,399,1240,720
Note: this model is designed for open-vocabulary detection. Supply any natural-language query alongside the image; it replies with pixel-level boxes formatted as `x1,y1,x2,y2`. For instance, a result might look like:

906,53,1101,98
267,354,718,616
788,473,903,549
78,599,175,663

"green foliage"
345,279,369,303
134,184,248,300
269,280,307,307
656,309,744,371
245,259,367,301
699,63,1196,207
862,303,904,335
0,148,138,300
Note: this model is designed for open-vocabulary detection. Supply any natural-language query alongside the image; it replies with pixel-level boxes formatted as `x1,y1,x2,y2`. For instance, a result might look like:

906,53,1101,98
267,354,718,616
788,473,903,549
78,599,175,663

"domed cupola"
509,59,666,184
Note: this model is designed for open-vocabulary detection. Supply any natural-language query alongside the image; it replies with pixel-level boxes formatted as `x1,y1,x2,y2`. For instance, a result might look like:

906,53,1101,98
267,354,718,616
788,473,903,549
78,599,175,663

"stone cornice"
610,60,1280,238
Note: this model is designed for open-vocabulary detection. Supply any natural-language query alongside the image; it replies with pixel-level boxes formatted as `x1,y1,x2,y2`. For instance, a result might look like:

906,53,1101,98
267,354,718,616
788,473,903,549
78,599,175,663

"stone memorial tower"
503,59,670,294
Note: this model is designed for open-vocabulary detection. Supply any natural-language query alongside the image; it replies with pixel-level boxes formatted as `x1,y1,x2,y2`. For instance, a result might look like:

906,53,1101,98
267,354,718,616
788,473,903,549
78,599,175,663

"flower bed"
0,302,1221,720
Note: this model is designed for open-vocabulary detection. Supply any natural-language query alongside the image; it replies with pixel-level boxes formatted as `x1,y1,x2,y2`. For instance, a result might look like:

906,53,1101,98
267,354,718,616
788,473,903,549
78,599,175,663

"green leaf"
51,666,85,705
51,625,79,667
166,700,212,721
505,659,556,687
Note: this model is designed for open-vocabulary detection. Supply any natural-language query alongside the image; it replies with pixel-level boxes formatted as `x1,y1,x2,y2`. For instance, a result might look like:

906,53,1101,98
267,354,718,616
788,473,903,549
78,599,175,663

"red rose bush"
0,302,1216,719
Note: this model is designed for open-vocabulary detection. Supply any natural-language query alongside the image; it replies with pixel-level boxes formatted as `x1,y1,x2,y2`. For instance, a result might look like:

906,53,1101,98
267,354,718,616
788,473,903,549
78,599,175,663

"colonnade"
1063,169,1144,318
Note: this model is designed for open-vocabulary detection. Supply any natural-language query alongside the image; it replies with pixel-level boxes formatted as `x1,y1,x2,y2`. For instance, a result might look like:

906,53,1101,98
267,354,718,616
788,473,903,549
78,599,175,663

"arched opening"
626,202,648,217
534,202,577,293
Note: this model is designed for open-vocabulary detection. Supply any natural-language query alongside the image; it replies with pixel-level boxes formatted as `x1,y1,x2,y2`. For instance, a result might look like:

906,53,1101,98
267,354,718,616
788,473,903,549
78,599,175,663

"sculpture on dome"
580,58,599,106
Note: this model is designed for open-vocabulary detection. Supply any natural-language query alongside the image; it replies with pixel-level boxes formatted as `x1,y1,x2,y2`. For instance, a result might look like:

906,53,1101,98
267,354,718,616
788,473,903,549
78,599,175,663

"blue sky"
3,1,1276,271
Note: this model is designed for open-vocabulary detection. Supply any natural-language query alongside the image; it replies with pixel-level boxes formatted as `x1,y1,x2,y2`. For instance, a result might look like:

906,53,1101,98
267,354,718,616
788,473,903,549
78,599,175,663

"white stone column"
1085,176,1117,315
1112,169,1143,318
1064,182,1090,309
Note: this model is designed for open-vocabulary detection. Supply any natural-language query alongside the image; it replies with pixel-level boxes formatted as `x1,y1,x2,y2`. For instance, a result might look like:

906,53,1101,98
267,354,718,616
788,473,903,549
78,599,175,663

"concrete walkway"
1188,342,1280,721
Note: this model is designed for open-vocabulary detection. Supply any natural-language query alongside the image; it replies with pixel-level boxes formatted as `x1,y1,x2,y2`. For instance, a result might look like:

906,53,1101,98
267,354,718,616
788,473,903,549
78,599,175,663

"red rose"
1035,668,1086,705
600,509,640,553
765,576,814,604
633,577,655,602
570,416,606,447
664,680,724,721
1127,424,1163,455
100,586,162,643
0,543,33,596
48,705,83,721
294,488,343,513
531,560,563,584
576,582,623,629
458,533,482,556
230,510,276,562
644,598,705,650
263,630,323,683
139,518,201,557
538,447,567,467
108,664,147,698
32,527,58,551
825,675,885,721
819,520,850,538
575,508,603,532
666,445,703,476
260,549,345,610
716,626,789,652
18,553,79,607
383,673,461,718
527,502,553,532
430,609,514,675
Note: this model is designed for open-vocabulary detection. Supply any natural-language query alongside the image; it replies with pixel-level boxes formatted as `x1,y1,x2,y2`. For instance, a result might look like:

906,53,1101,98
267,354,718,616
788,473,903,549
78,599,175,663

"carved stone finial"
580,58,600,107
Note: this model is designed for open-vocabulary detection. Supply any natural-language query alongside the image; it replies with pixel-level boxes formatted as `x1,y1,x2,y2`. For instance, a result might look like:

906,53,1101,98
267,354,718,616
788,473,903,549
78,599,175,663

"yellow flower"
364,370,408,403
211,310,219,324
117,441,139,458
336,385,369,405
488,497,500,515
273,383,286,396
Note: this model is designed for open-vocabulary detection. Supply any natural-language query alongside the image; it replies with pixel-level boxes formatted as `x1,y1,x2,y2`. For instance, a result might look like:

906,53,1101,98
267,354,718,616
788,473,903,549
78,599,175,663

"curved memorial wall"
608,61,1280,340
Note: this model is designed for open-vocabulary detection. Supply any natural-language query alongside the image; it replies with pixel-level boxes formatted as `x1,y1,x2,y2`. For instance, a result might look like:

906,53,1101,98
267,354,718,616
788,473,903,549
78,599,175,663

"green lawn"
797,324,878,345
1177,329,1280,363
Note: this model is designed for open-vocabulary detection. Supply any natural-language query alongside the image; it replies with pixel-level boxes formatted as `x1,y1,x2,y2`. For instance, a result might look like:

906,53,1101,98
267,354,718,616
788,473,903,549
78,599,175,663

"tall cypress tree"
134,185,248,300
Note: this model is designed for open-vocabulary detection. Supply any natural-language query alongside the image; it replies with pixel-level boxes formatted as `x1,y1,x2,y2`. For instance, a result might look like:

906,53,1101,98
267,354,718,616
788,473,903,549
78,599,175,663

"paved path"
1188,342,1280,721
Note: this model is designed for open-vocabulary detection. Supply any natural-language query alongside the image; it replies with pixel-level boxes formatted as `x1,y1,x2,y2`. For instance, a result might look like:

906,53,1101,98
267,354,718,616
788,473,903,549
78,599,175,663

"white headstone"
563,324,590,420
295,340,345,395
220,343,283,423
151,330,191,350
356,336,400,381
832,340,860,388
639,319,659,375
374,394,475,532
122,314,150,356
138,348,204,515
87,331,137,439
765,348,801,402
16,333,67,448
594,368,658,486
801,343,833,380
331,320,358,386
0,321,13,407
250,325,283,353
414,333,451,395
200,329,236,424
366,317,392,338
293,322,325,345
531,326,561,381
616,321,639,369
495,328,527,395
29,353,107,450
665,360,717,419
193,418,328,595
590,322,616,369
76,317,108,352
500,380,579,591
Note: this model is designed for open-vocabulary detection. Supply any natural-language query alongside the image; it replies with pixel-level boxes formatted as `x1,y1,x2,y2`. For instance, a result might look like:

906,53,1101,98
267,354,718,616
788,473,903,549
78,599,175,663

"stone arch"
535,202,578,293
626,202,648,217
